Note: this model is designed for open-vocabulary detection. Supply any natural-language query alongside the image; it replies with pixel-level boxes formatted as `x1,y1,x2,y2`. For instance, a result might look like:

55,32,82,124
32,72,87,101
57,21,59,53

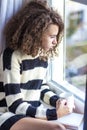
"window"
65,0,87,92
47,0,86,105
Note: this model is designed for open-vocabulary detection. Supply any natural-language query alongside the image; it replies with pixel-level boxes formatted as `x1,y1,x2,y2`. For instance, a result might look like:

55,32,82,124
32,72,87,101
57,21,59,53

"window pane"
50,0,64,82
65,0,87,92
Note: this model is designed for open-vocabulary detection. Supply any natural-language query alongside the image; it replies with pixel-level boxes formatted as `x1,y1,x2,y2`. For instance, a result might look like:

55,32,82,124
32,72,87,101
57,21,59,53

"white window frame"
47,0,85,113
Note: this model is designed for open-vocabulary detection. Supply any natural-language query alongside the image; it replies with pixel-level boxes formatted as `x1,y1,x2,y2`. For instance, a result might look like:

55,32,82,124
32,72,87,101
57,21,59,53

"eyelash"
50,36,56,39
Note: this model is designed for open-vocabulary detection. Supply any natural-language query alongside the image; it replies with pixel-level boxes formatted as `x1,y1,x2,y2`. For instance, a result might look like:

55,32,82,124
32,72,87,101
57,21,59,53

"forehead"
44,24,59,34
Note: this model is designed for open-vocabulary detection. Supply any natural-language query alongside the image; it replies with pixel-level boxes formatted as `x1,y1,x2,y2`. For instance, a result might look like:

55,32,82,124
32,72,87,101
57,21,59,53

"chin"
44,49,49,51
44,48,51,52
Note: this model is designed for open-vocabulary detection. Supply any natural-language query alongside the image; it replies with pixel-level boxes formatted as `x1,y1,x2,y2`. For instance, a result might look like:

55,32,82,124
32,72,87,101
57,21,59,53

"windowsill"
66,122,83,130
51,112,84,130
47,80,85,102
47,80,85,114
78,122,83,130
42,79,84,130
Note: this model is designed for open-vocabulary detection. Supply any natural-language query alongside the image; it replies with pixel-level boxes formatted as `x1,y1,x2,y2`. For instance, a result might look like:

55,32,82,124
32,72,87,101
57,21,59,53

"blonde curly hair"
4,1,64,60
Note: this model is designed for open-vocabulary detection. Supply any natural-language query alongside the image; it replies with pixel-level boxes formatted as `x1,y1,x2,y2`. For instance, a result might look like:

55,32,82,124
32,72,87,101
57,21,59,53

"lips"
49,47,53,51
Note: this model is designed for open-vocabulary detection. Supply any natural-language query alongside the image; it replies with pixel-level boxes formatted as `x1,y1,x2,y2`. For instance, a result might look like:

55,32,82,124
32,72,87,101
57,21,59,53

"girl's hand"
56,98,72,118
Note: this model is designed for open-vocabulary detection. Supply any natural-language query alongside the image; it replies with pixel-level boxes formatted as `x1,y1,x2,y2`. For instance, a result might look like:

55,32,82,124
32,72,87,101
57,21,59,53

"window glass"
49,0,86,101
65,0,87,92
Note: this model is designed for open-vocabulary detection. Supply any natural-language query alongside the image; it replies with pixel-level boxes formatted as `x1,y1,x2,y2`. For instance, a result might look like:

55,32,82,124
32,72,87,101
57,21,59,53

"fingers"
60,99,73,113
59,99,67,106
56,98,75,113
56,98,68,108
56,98,73,118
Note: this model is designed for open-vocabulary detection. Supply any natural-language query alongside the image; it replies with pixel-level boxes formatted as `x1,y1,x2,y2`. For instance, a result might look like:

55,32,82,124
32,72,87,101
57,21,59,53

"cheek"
41,42,49,50
41,36,52,50
43,40,51,48
42,38,48,46
44,38,51,45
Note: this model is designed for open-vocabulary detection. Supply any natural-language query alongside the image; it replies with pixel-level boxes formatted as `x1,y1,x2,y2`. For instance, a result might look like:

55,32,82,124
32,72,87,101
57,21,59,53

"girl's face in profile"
41,24,59,52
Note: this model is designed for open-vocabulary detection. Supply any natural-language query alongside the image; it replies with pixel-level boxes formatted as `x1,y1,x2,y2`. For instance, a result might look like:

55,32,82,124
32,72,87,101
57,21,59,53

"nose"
53,38,57,45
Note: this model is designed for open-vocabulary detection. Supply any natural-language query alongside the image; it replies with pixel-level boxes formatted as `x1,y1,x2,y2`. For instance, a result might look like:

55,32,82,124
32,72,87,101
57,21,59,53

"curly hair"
4,1,64,60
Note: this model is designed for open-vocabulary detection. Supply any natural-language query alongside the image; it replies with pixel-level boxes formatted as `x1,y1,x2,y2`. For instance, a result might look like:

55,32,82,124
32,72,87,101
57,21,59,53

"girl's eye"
50,35,56,38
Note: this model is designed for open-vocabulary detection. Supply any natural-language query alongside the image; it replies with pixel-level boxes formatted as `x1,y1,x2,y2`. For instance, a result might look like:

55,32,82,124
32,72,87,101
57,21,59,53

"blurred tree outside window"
65,0,87,92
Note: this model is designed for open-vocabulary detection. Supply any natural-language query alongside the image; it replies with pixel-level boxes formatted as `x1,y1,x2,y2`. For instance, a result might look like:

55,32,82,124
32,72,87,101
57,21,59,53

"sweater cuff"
50,95,59,107
46,109,57,120
26,106,36,117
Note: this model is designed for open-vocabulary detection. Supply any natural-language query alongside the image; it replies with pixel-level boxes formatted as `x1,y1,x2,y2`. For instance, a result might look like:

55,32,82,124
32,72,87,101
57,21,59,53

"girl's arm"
2,48,57,120
40,83,60,107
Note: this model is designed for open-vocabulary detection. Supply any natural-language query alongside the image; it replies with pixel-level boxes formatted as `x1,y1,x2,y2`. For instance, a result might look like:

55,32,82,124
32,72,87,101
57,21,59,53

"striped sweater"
0,48,59,121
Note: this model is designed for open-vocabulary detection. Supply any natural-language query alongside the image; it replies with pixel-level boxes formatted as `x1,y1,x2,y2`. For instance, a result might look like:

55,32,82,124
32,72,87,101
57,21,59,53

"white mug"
59,92,75,112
